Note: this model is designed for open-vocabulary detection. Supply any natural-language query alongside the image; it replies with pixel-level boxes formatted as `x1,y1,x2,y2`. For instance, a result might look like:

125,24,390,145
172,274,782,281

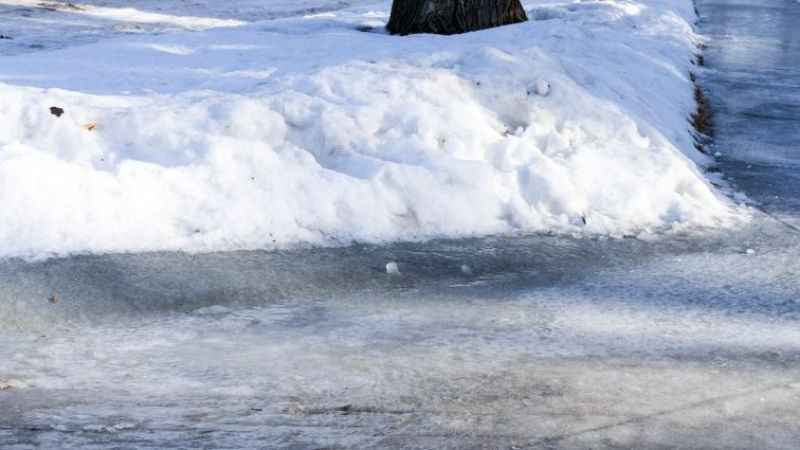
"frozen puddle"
1,220,800,448
2,0,800,448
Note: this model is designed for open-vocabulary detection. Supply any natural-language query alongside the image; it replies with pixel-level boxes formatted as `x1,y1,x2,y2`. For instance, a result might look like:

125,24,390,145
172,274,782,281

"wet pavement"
699,0,800,222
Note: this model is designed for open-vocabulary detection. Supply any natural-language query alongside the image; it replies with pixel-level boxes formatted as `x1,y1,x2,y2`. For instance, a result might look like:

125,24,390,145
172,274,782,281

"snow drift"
0,0,742,259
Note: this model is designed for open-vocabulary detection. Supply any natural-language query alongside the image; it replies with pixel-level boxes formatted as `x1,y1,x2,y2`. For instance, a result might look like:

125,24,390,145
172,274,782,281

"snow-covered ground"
0,0,746,260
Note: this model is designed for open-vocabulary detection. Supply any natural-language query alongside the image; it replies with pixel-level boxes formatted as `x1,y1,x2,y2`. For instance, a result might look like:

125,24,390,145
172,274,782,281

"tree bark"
387,0,528,36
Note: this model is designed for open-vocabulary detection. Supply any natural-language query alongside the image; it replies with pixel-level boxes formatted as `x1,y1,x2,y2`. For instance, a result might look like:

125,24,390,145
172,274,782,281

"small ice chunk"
636,231,658,242
386,261,400,275
109,422,137,432
745,248,756,255
0,378,28,391
194,305,232,316
533,79,551,96
460,264,473,275
714,151,722,158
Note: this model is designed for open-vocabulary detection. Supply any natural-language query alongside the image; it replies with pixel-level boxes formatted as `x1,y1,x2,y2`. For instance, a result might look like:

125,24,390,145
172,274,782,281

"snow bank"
0,0,742,259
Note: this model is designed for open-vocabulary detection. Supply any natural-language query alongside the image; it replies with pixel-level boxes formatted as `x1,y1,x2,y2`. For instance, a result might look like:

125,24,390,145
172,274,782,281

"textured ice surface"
1,221,799,448
698,0,800,226
2,0,800,448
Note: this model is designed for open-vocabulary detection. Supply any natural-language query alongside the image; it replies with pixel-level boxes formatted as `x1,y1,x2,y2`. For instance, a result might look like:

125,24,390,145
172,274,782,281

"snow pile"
0,0,743,259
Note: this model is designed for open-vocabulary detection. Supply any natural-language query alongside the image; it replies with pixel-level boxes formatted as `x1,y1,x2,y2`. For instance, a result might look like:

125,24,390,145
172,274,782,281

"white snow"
0,0,745,259
385,261,400,275
533,78,550,97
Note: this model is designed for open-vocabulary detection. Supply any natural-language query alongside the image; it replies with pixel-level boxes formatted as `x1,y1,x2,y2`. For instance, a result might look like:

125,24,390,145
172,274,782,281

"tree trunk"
387,0,528,36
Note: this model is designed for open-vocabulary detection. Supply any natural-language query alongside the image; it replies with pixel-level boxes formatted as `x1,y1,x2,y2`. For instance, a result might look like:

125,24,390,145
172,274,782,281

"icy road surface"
1,0,800,448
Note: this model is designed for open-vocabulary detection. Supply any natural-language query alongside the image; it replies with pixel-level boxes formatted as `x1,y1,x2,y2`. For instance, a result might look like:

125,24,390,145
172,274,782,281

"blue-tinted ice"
2,0,800,448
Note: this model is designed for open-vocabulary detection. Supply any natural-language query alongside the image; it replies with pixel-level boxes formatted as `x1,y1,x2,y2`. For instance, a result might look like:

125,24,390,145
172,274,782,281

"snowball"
533,79,551,96
386,262,400,275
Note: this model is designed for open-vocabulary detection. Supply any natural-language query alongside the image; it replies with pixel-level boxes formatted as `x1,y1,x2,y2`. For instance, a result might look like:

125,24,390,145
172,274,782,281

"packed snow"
0,0,745,259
